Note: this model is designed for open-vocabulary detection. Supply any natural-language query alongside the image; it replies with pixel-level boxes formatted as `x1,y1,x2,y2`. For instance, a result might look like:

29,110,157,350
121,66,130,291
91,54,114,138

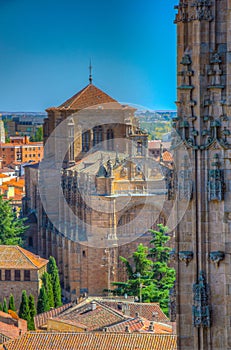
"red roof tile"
47,84,117,111
2,331,177,350
98,299,169,322
53,301,127,331
0,246,48,269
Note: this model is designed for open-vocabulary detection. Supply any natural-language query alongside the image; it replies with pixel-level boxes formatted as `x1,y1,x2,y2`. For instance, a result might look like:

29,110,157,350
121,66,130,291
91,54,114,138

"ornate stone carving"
174,1,188,23
209,251,225,268
207,52,223,88
165,168,175,200
106,159,113,177
178,54,194,89
169,282,176,322
207,154,225,201
179,251,194,266
174,0,213,23
191,0,213,21
178,155,193,200
192,271,211,328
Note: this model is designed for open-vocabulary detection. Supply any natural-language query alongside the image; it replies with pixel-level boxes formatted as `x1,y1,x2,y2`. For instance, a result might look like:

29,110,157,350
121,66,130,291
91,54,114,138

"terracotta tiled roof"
98,300,169,322
2,331,177,350
148,140,162,149
0,174,9,178
54,301,127,331
34,303,74,329
0,246,48,269
162,151,173,162
0,168,15,173
47,84,117,111
0,312,27,342
106,317,173,334
3,178,25,188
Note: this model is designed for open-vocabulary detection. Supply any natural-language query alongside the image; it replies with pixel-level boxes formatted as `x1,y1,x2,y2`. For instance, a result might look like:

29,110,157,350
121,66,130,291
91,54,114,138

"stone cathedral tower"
174,1,231,349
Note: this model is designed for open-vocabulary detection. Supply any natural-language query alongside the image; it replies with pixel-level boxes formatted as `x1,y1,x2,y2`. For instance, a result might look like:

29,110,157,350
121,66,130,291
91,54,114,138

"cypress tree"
28,294,36,330
3,298,8,313
0,302,2,311
19,290,30,325
8,294,16,311
47,257,62,307
42,272,54,308
37,286,50,314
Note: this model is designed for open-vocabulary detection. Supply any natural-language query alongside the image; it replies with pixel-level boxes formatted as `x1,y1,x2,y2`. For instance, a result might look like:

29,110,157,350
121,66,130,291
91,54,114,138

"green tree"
8,294,16,311
0,196,27,245
19,290,30,325
37,285,50,314
0,303,2,311
114,225,175,315
42,272,54,308
47,257,62,308
28,294,36,330
30,127,43,142
148,224,176,314
113,244,153,301
3,298,8,313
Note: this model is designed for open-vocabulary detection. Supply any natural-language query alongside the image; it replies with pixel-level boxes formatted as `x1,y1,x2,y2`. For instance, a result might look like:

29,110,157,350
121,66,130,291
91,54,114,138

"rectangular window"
15,270,21,281
5,270,11,281
24,270,30,281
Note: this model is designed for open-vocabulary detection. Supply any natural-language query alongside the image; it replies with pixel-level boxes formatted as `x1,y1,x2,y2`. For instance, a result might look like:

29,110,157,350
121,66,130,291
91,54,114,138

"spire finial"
89,59,93,84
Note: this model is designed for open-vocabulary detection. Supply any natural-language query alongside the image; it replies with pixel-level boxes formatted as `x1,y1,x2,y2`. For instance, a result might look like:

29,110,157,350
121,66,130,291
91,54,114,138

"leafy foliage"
113,244,153,300
30,127,43,142
8,294,16,311
47,256,62,308
148,224,175,314
19,290,30,326
114,225,175,315
0,196,27,245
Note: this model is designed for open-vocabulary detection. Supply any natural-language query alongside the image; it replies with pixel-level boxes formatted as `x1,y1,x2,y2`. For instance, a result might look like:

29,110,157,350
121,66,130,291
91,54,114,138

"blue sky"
0,0,177,112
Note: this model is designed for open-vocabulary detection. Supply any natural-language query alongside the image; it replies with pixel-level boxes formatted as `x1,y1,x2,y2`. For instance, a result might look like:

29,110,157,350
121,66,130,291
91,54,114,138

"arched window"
93,126,103,146
107,129,114,151
82,131,90,152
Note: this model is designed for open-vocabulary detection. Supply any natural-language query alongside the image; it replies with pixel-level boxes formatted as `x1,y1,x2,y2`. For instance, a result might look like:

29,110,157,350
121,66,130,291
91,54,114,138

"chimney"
135,312,139,317
91,301,97,311
152,312,158,321
149,321,154,332
103,327,108,332
125,325,130,333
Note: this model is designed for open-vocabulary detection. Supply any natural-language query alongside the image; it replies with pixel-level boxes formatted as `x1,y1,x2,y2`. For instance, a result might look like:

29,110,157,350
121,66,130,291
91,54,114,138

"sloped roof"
34,302,74,329
0,246,48,269
47,84,117,111
98,299,169,322
53,301,127,331
2,332,177,350
106,317,173,334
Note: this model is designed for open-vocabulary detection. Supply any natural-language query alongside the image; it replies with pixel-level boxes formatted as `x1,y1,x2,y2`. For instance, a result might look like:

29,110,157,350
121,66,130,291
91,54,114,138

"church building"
24,77,171,300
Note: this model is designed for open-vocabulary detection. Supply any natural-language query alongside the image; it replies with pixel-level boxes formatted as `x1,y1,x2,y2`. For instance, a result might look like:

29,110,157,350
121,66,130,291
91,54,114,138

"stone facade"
24,82,173,300
174,1,231,349
0,245,48,307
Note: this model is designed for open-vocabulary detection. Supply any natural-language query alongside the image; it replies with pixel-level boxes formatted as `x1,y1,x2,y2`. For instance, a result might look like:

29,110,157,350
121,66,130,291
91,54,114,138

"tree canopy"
113,224,175,315
0,196,27,245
